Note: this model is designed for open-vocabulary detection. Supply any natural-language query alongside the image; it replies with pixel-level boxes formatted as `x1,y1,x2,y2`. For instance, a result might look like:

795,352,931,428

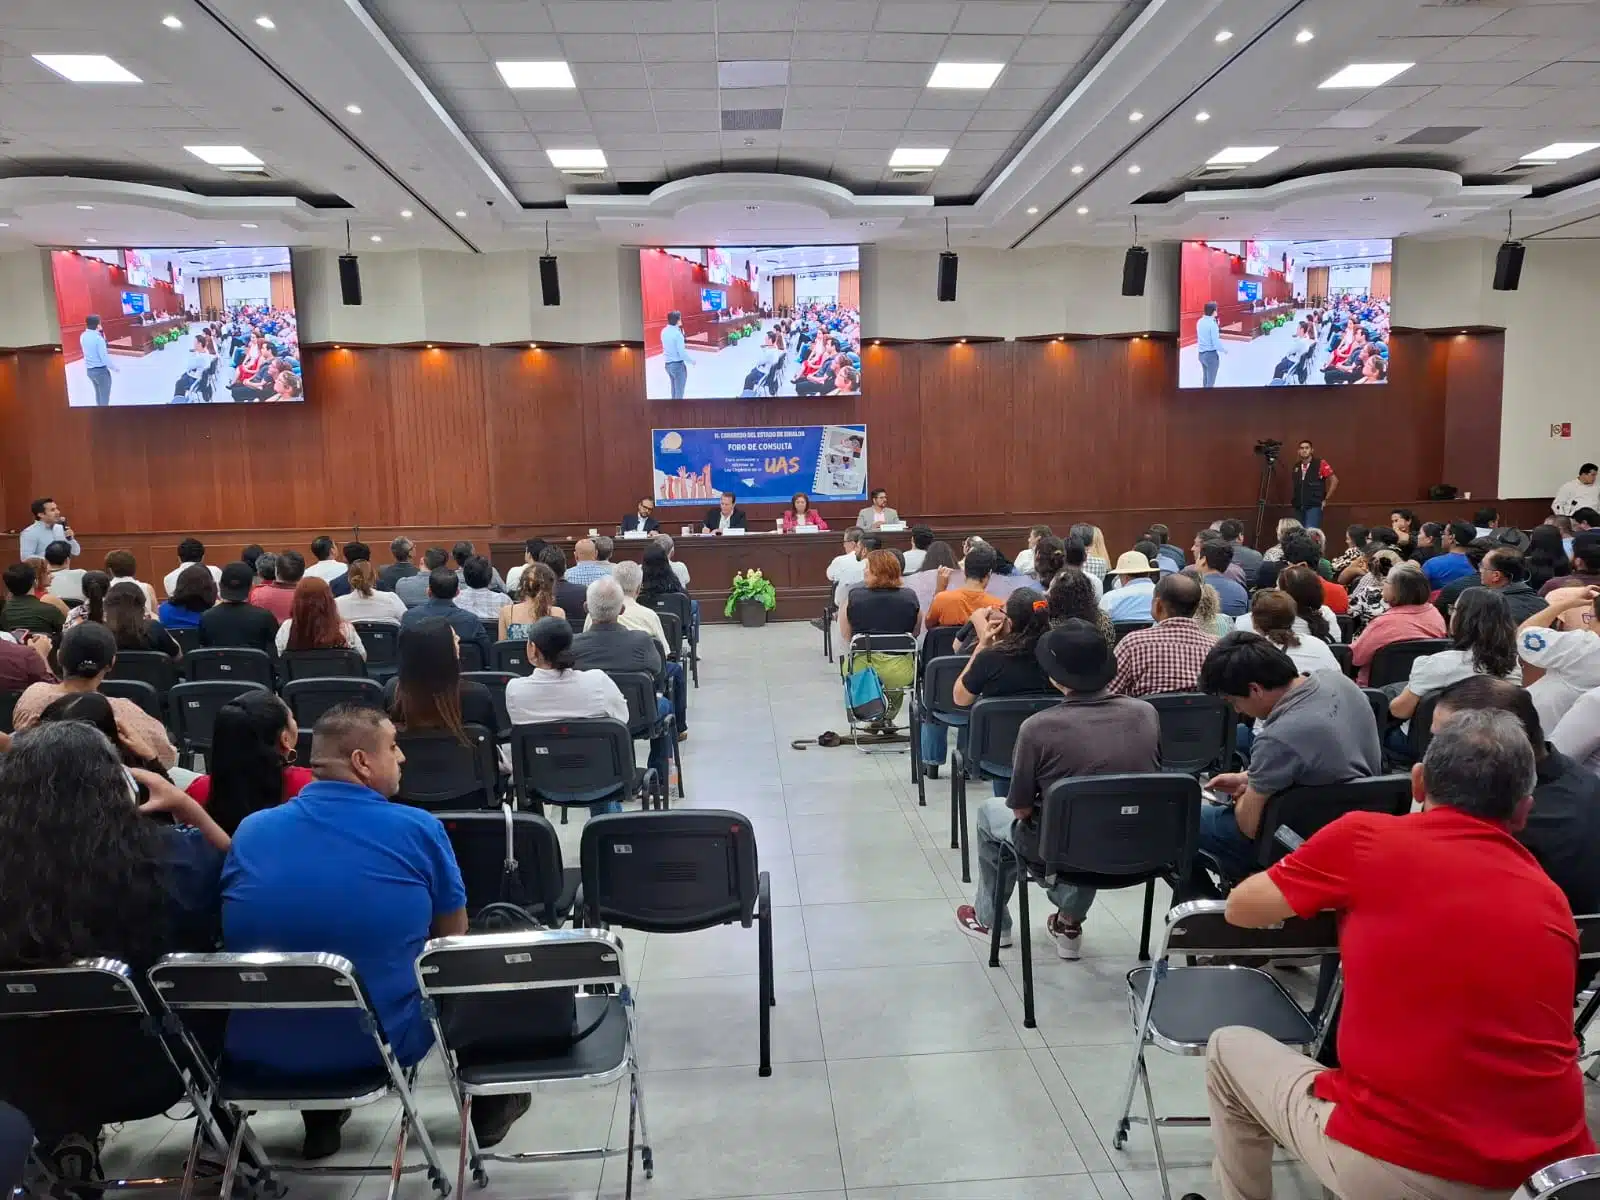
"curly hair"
0,722,168,967
1449,587,1518,680
994,587,1050,657
516,561,558,619
1047,568,1114,645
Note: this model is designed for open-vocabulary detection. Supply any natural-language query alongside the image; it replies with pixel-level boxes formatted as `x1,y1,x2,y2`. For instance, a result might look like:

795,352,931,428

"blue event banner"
652,424,869,507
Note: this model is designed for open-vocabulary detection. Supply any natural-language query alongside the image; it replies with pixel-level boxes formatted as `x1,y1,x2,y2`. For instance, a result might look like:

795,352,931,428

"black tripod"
1252,450,1280,549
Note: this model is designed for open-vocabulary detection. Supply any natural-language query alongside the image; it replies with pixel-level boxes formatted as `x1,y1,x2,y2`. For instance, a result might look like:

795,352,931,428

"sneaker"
1047,913,1083,960
677,729,689,743
300,1110,352,1161
956,904,1011,948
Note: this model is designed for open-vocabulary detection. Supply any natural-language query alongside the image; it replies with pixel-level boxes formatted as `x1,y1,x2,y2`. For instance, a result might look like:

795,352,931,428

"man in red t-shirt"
1202,708,1593,1200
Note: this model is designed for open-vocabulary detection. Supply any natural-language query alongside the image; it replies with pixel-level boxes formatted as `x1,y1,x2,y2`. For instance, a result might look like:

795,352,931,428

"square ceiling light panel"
184,145,264,167
1521,142,1600,163
32,54,142,82
1207,146,1278,166
546,148,608,169
889,147,950,168
1318,62,1413,89
494,61,576,89
927,61,1005,89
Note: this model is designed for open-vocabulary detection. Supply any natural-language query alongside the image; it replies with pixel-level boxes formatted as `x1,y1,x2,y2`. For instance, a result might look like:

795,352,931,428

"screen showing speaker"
1178,239,1392,389
638,245,861,400
50,246,302,408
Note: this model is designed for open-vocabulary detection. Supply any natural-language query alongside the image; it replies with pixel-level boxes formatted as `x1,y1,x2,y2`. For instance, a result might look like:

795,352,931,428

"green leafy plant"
725,567,776,617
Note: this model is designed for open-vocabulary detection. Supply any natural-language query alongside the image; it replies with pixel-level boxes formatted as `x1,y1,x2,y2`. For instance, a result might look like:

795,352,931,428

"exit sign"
1551,423,1573,440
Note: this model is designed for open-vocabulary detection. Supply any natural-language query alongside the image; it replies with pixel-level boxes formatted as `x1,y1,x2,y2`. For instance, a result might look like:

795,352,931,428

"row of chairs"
1,809,775,1200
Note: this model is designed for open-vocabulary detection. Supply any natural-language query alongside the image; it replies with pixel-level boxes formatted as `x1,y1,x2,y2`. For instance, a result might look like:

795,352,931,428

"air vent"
1494,162,1541,176
889,166,934,176
559,167,607,178
720,107,783,132
1191,164,1244,178
1398,126,1478,146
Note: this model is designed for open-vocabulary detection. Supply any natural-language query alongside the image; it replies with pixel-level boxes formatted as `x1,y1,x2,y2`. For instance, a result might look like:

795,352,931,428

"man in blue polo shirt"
221,704,527,1158
1423,519,1479,589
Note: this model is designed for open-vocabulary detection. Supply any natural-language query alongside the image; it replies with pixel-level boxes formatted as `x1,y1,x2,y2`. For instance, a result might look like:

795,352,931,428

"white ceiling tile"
848,108,912,130
375,1,473,34
659,131,721,151
1386,5,1503,37
584,89,656,111
954,2,1045,36
875,2,961,33
783,107,849,129
980,86,1055,110
1011,34,1097,63
597,131,668,150
1479,5,1600,37
656,109,720,131
1478,85,1560,108
558,34,642,62
459,111,530,132
792,32,867,60
524,110,596,132
866,32,950,61
1500,35,1592,62
903,108,972,131
424,62,509,90
964,109,1028,131
650,88,721,111
789,61,868,86
495,149,553,167
715,1,800,34
634,1,716,35
941,34,1025,59
799,2,880,32
838,129,902,148
515,89,590,112
571,62,651,89
402,33,489,62
1029,2,1123,36
780,130,841,147
915,88,988,111
715,32,795,59
460,3,556,34
445,86,523,111
854,61,935,87
639,35,719,63
853,86,922,108
719,130,779,149
476,130,538,151
663,150,714,169
610,166,664,181
546,2,641,34
590,111,655,134
954,129,1018,150
644,61,720,88
476,33,564,57
787,85,851,107
1429,36,1533,63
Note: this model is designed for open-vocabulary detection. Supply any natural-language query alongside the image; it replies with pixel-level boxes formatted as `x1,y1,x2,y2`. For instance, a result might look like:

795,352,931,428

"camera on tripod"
1254,438,1283,463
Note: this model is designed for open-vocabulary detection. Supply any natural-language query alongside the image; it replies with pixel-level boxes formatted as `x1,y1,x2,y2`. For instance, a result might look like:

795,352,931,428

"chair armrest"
1273,826,1305,853
756,869,772,918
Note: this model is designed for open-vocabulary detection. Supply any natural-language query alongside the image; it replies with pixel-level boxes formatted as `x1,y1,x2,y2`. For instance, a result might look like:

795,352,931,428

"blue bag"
846,665,887,721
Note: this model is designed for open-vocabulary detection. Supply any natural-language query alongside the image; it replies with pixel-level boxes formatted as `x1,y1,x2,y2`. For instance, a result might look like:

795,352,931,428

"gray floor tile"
849,1177,1109,1199
793,846,946,904
786,810,918,855
637,910,809,980
812,961,1020,1059
635,971,822,1070
800,899,981,971
991,956,1141,1047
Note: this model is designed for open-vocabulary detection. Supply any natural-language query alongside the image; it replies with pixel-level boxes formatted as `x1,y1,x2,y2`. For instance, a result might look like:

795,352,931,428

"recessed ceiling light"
0,222,9,228
455,210,468,218
32,54,142,83
1295,29,1315,44
495,60,576,89
75,204,94,211
345,103,362,115
370,234,382,242
1214,29,1233,43
1070,163,1084,175
889,147,949,168
1318,62,1413,89
85,237,97,244
185,145,263,167
1521,142,1600,162
162,14,183,29
400,209,413,219
1129,110,1144,122
529,343,537,349
1207,145,1279,165
240,222,258,229
1127,164,1141,174
927,61,1005,89
1077,206,1089,215
255,15,275,29
1026,206,1038,215
1195,110,1211,122
546,148,606,169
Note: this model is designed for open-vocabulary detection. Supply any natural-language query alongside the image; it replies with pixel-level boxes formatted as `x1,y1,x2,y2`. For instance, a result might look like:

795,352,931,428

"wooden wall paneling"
483,345,595,525
916,342,1013,516
581,345,656,523
1441,331,1504,500
858,343,921,520
388,347,493,527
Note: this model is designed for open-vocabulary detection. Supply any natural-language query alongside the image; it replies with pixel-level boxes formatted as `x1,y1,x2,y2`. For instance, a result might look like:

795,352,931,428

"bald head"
1155,571,1202,620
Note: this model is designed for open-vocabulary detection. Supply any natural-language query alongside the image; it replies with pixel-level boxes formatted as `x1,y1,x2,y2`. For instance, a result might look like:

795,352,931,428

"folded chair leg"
624,1066,638,1200
390,1061,450,1198
176,1113,206,1200
216,1109,247,1200
1140,1056,1174,1200
957,771,971,884
385,1109,413,1200
673,736,685,799
455,1094,472,1200
758,899,774,1077
988,840,1006,969
632,1061,653,1179
1015,858,1035,1030
948,765,959,851
1112,1042,1145,1150
1138,878,1155,962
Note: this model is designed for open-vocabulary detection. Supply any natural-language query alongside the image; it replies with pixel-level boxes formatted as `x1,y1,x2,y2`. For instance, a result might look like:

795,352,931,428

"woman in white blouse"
273,577,366,658
335,559,406,624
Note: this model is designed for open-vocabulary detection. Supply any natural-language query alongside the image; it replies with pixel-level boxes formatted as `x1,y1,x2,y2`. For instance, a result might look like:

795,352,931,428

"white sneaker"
1047,914,1082,960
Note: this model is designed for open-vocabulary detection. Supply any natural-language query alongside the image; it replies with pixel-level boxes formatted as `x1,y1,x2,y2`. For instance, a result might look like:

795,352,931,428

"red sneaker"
956,904,1012,948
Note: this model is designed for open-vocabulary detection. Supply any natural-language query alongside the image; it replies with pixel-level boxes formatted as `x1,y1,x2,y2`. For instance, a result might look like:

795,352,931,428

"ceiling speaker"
936,251,958,302
539,254,561,306
337,254,362,306
1493,241,1524,292
1121,246,1149,297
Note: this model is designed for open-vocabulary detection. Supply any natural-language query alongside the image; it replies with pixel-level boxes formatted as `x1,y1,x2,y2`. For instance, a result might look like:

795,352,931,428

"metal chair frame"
841,632,918,753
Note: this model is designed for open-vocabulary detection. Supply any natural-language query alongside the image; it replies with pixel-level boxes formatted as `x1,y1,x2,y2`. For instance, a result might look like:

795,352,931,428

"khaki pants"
1205,1026,1511,1200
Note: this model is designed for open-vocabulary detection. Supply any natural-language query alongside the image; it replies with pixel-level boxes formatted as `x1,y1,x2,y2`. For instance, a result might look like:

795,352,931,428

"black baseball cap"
219,561,255,602
1035,619,1116,692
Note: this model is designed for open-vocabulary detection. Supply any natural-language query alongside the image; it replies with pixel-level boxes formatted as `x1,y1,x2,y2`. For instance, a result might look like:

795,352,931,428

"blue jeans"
648,695,674,789
974,800,1095,933
1199,801,1258,880
664,360,687,399
665,660,687,731
1297,505,1323,530
688,597,701,640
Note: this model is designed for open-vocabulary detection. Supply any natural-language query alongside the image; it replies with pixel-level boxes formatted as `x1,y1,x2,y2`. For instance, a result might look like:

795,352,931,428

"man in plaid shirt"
1110,573,1218,696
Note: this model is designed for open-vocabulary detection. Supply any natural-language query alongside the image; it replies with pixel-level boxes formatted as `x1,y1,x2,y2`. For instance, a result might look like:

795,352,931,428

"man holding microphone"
20,498,79,561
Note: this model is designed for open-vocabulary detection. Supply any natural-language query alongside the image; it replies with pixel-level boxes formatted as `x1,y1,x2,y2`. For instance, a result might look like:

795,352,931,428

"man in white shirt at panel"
1553,463,1600,517
661,309,689,400
80,314,116,407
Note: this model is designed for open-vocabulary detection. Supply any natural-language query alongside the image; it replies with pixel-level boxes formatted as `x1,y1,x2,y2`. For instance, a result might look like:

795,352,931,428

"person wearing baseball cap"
1099,549,1162,623
955,619,1161,960
198,561,281,655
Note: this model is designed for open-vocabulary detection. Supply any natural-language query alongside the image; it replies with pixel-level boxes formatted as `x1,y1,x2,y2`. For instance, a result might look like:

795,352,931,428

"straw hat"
1110,550,1160,577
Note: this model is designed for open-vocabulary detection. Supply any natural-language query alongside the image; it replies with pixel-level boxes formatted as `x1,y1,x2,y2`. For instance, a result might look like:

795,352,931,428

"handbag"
846,664,887,720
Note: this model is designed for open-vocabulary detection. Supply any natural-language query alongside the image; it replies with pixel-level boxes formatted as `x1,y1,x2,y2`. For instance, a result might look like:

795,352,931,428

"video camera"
1253,438,1283,463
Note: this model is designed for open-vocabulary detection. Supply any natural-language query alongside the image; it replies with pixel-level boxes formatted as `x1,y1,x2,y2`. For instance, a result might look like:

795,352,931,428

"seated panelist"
856,487,900,529
702,491,748,534
782,493,830,533
622,496,660,534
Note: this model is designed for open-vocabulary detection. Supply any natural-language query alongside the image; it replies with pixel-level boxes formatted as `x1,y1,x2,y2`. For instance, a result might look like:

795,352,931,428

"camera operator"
1290,439,1338,530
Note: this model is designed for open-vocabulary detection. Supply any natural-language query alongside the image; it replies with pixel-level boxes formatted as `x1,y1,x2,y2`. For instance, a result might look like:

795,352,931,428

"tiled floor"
101,623,1345,1199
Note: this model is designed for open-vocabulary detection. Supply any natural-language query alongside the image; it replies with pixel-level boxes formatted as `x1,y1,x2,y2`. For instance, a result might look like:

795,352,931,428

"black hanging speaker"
1121,246,1149,297
337,254,362,306
1493,241,1524,291
539,254,561,306
936,251,958,302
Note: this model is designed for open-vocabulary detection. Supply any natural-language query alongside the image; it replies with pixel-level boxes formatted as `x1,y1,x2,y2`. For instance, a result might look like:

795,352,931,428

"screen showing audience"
1178,239,1392,389
50,245,303,408
639,245,862,400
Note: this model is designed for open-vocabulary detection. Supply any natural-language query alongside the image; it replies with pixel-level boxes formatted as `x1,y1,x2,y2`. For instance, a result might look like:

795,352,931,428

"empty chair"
580,810,773,1075
606,669,680,804
280,647,366,681
509,718,657,821
184,647,276,690
107,650,179,710
461,670,514,738
99,677,163,724
281,677,384,758
168,680,271,766
950,694,1058,883
1367,637,1453,688
1145,692,1235,776
1522,1156,1600,1198
167,626,202,656
394,724,499,810
352,622,401,680
415,929,650,1198
645,592,697,687
147,952,451,1200
490,640,532,676
437,806,578,926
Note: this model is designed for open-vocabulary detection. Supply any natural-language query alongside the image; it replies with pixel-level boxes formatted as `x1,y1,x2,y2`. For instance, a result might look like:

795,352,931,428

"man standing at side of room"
19,498,79,563
80,314,116,407
1290,439,1337,531
1553,462,1600,517
661,310,689,400
1196,301,1223,389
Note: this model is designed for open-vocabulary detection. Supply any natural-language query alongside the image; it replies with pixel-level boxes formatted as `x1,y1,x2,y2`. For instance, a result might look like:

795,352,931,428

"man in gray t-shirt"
1198,633,1381,878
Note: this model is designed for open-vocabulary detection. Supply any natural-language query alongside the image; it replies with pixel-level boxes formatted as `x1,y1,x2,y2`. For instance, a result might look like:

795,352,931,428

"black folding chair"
168,680,271,768
280,647,367,681
1522,1156,1600,1198
0,690,18,735
1113,900,1341,1197
1335,612,1355,643
281,677,385,758
1329,642,1355,679
581,810,774,1076
509,719,658,825
458,641,486,672
646,592,697,687
909,654,969,809
654,610,684,667
168,627,202,656
1251,774,1414,871
438,806,578,926
1367,637,1452,688
353,622,401,681
478,618,500,648
907,629,962,791
997,774,1202,1030
108,650,179,714
147,952,451,1200
416,929,649,1198
100,677,164,724
395,724,499,810
461,670,513,738
490,640,531,676
950,694,1058,883
819,602,836,661
607,669,680,803
1113,620,1153,643
1571,913,1600,1053
184,647,276,690
1398,691,1441,767
1361,686,1391,741
1145,692,1234,775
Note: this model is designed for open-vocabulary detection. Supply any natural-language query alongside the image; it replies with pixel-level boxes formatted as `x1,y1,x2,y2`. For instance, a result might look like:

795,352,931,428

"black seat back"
479,618,500,648
919,625,960,673
461,670,513,737
655,610,684,661
1329,642,1355,678
458,641,485,672
606,670,662,740
168,627,202,656
281,678,385,757
1367,637,1453,688
395,724,498,810
108,650,179,701
490,640,531,676
1254,774,1413,868
148,953,377,1021
1038,773,1201,884
169,680,271,757
185,647,276,689
966,694,1057,779
510,719,636,810
1145,692,1234,775
281,648,367,681
352,623,400,674
0,689,18,734
437,808,567,924
1162,900,1340,959
645,592,694,643
580,810,758,932
920,655,968,722
1361,687,1390,737
1404,691,1441,765
100,677,163,722
1113,620,1153,643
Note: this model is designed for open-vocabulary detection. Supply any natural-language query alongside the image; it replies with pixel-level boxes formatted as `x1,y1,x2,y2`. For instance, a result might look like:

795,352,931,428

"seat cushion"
456,996,628,1087
218,1061,392,1103
1128,966,1316,1048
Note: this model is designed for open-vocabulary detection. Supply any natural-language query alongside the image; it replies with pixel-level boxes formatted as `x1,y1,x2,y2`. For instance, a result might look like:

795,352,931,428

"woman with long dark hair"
1032,537,1067,591
157,564,216,631
62,570,111,633
274,576,365,657
1528,524,1572,592
183,691,310,834
1390,587,1519,722
638,545,684,603
106,580,181,658
385,617,496,745
1276,566,1336,645
954,587,1052,706
907,540,960,614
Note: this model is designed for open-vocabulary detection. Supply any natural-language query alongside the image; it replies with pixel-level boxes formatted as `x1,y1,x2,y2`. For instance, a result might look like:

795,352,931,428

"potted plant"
725,568,776,627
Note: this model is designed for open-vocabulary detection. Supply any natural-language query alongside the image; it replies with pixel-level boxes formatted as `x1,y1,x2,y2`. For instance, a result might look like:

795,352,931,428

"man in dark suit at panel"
622,497,661,534
702,491,747,535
